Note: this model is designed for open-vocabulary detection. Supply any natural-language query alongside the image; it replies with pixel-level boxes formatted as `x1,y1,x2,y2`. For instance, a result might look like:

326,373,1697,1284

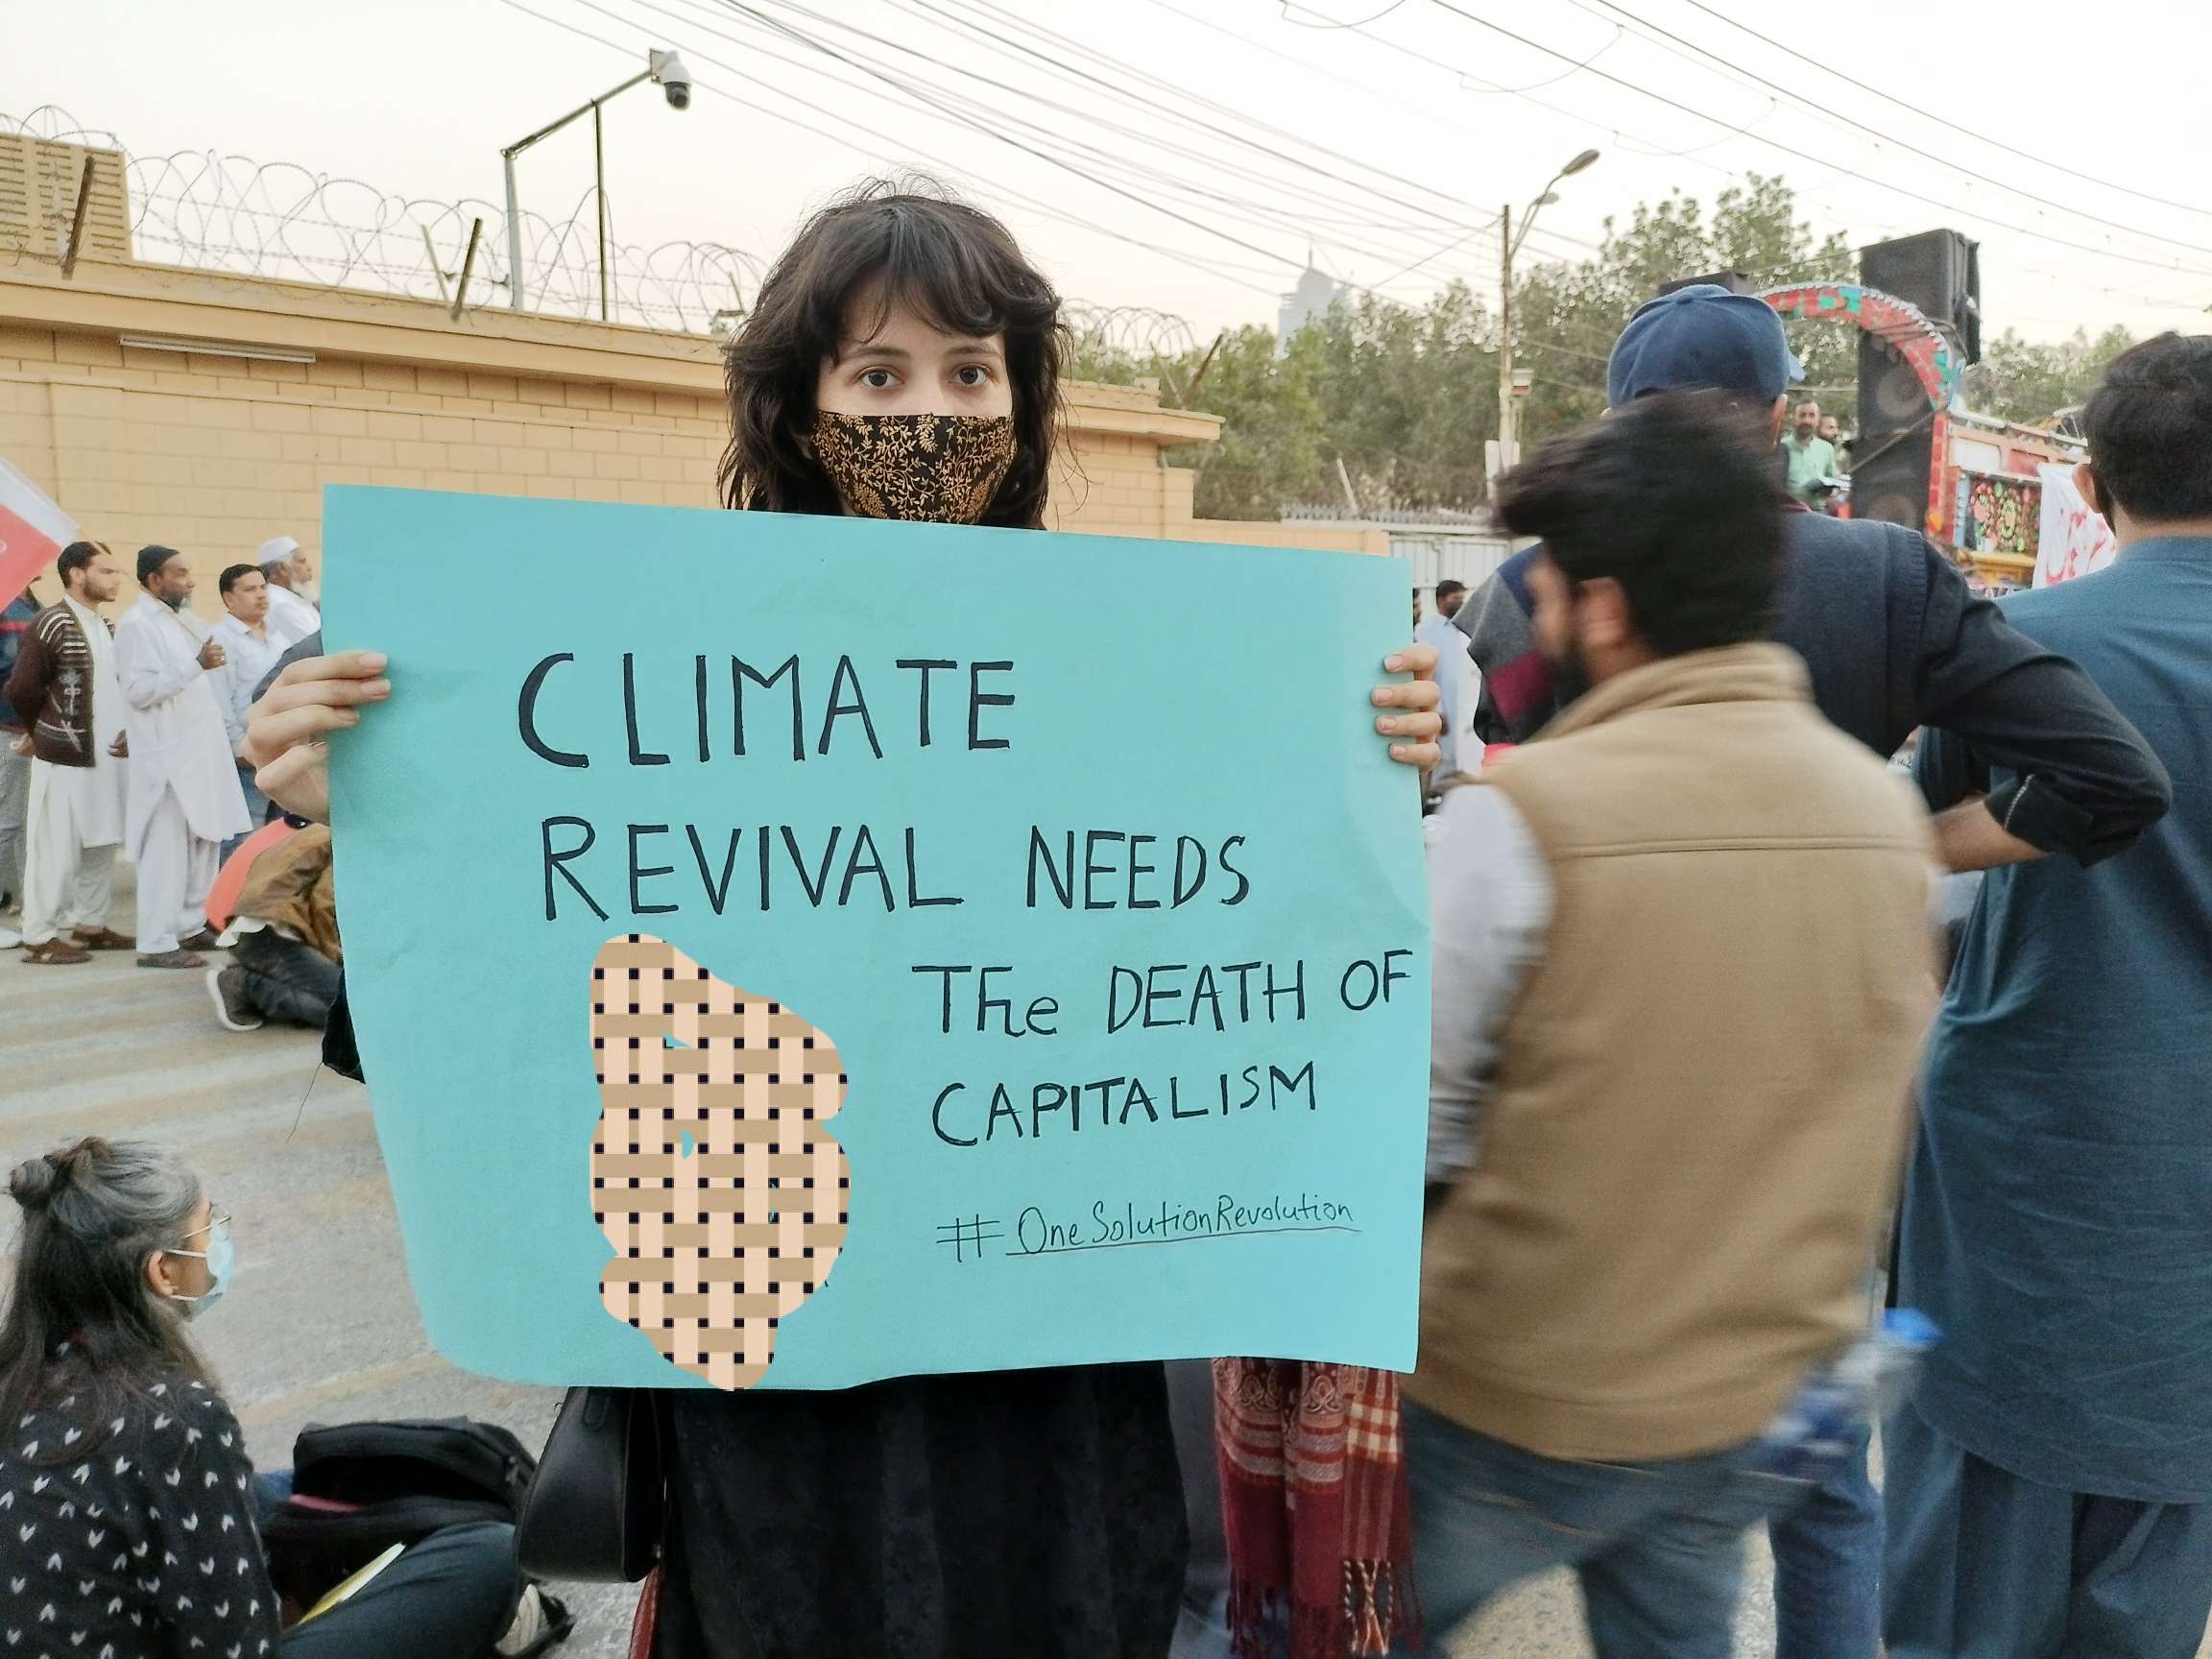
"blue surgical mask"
162,1213,233,1319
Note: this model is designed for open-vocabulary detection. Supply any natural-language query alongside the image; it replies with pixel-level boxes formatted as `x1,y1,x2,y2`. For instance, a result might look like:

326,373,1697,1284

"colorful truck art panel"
1956,471,2039,561
1762,283,1960,540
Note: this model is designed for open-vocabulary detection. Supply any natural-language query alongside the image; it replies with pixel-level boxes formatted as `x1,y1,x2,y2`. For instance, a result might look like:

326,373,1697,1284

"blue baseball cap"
1606,284,1803,408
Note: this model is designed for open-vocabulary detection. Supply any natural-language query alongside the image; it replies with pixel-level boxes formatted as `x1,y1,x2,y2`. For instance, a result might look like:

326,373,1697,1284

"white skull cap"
256,535,301,563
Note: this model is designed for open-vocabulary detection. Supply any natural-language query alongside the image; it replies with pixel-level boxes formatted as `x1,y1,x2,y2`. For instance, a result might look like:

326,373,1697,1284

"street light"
1497,148,1600,491
500,49,693,319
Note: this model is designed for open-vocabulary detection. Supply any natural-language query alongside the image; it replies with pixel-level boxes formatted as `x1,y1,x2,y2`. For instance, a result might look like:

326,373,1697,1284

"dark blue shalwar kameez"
1893,539,2212,1657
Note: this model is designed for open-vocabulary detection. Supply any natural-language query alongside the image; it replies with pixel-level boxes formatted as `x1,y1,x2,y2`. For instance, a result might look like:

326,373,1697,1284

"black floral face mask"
810,412,1017,525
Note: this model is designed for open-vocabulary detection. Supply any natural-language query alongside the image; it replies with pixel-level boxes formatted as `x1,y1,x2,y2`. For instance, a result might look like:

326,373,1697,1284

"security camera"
650,50,692,110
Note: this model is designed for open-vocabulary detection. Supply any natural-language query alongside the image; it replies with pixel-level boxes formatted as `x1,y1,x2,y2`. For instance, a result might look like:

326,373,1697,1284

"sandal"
71,926,134,950
22,939,92,965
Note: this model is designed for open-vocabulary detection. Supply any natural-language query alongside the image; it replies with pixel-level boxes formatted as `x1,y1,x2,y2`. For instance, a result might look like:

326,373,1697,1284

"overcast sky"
7,0,2206,348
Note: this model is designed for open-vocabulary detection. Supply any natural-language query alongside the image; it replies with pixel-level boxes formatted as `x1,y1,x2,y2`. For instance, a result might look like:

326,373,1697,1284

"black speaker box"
1860,229,1981,363
1849,419,1937,531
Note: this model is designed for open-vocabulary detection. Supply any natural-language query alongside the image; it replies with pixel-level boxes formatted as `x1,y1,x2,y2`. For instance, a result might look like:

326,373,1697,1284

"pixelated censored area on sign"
589,933,852,1390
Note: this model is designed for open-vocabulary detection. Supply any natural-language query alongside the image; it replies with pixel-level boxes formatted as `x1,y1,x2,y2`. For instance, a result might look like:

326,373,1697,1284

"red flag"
0,452,78,610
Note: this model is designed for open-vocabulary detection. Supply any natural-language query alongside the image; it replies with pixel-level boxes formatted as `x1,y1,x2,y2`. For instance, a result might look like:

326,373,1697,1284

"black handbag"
515,1386,673,1583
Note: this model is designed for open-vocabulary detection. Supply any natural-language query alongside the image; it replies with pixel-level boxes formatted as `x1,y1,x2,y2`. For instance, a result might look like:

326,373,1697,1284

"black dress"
654,1361,1187,1659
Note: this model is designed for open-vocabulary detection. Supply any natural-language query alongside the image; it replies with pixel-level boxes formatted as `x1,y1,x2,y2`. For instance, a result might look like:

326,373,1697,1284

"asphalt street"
0,865,1836,1659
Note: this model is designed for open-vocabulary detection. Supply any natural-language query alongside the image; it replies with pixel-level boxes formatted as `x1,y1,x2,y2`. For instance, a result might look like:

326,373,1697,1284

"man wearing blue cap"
1460,283,2166,867
1450,284,2171,1658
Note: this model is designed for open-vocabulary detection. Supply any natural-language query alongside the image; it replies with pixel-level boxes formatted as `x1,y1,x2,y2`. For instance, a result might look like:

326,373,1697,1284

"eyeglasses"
163,1209,231,1259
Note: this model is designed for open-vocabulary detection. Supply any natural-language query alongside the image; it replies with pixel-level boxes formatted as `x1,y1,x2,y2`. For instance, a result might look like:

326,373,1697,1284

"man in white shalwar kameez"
257,535,321,651
114,546,249,967
3,543,134,963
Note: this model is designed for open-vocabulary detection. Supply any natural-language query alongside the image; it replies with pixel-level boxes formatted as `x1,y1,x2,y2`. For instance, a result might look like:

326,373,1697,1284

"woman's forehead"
837,285,1003,356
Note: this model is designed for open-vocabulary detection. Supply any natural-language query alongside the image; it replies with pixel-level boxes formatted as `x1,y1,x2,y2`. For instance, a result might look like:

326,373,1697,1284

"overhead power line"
1554,0,2212,258
1412,0,2212,277
1664,0,2212,224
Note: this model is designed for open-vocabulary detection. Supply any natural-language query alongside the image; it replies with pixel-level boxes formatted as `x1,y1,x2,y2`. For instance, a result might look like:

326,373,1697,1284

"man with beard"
4,542,134,963
256,534,320,649
1410,391,1936,1652
113,546,249,968
1449,283,2169,1658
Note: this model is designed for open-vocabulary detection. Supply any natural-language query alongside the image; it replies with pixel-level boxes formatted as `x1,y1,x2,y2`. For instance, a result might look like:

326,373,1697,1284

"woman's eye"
954,366,990,388
860,369,896,390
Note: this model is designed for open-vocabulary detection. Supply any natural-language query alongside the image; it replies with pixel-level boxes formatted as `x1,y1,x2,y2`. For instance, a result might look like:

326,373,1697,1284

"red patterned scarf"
1214,1359,1422,1657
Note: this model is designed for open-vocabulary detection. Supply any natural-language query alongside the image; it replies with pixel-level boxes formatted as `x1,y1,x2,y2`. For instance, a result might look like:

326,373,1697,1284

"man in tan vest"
1407,392,1935,1654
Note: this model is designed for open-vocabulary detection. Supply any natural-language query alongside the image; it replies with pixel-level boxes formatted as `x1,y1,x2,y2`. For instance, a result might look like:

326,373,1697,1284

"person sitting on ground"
0,1136,528,1659
206,824,340,1033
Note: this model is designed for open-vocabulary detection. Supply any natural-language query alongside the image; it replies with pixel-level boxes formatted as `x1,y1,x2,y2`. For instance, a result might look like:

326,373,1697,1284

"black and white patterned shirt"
0,1365,278,1659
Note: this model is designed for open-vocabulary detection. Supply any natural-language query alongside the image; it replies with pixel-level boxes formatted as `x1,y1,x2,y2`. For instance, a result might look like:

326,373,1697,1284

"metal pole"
503,153,525,311
499,67,654,318
594,102,609,324
451,218,484,322
60,155,97,277
1497,203,1514,479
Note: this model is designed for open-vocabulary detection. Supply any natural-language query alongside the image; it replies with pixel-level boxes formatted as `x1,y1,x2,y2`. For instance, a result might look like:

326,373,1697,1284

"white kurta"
43,596,130,847
114,594,251,859
264,584,320,651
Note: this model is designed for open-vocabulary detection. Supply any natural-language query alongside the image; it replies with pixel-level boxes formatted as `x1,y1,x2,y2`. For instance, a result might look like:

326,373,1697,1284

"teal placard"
324,486,1428,1389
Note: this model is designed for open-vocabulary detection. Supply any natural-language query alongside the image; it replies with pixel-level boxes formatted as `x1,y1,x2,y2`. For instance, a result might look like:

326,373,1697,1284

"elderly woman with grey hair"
0,1137,522,1658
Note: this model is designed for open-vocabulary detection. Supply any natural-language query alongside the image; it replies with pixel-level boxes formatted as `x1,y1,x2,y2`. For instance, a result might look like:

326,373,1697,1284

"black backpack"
262,1417,536,1609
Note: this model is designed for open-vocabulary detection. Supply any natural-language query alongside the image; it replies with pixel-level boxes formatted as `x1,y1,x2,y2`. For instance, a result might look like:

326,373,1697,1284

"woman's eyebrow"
838,340,913,363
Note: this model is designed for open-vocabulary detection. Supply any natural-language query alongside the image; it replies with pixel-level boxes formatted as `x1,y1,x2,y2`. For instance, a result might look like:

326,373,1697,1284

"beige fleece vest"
1408,644,1935,1461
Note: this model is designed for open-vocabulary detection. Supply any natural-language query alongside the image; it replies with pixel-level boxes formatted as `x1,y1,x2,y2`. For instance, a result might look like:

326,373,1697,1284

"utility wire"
1665,0,2212,223
1558,0,2212,258
694,0,1508,269
1413,0,2212,276
501,0,1289,291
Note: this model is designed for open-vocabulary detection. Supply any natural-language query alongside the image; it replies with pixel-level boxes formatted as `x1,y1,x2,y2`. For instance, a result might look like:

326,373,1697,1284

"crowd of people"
0,537,329,1018
1,182,2206,1659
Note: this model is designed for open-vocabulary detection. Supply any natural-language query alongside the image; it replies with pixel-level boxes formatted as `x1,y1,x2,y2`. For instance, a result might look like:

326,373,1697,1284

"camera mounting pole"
499,50,690,315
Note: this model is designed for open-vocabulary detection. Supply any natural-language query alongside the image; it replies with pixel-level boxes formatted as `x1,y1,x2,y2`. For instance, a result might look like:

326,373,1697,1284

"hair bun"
11,1140,108,1213
10,1158,61,1212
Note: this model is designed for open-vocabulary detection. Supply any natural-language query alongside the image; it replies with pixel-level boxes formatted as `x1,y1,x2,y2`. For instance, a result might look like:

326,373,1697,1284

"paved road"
0,882,1785,1659
155,869,2212,1653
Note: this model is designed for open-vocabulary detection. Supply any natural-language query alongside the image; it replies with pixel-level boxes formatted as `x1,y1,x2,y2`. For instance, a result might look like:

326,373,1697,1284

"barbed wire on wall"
1061,302,1201,365
1,105,761,336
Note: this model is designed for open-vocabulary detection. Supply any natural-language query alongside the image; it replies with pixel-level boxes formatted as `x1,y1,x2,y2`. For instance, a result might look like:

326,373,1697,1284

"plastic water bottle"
1755,1309,1940,1480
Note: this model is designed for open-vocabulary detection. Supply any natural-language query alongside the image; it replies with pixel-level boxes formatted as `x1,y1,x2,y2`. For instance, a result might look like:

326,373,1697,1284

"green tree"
1067,173,1875,517
1965,325,2134,424
1300,280,1498,512
1514,173,1856,443
1176,325,1331,519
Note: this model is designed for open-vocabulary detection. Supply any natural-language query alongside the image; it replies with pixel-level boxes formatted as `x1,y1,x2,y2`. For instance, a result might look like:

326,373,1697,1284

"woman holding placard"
246,184,1442,1656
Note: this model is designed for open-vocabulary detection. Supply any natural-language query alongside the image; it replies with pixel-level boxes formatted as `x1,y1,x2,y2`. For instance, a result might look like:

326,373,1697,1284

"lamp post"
500,48,692,318
1496,148,1600,489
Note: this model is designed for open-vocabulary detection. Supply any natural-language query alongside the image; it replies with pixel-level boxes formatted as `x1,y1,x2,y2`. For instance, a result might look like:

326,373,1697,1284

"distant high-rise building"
1277,265,1341,350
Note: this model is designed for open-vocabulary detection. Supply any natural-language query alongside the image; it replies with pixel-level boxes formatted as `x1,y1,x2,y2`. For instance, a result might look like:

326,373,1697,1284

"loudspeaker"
1860,229,1981,363
1848,407,1937,530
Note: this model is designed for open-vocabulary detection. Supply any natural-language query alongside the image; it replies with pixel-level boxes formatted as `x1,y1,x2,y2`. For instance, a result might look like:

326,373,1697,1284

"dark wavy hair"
1497,391,1785,657
2082,332,2212,523
0,1138,214,1456
717,181,1063,529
